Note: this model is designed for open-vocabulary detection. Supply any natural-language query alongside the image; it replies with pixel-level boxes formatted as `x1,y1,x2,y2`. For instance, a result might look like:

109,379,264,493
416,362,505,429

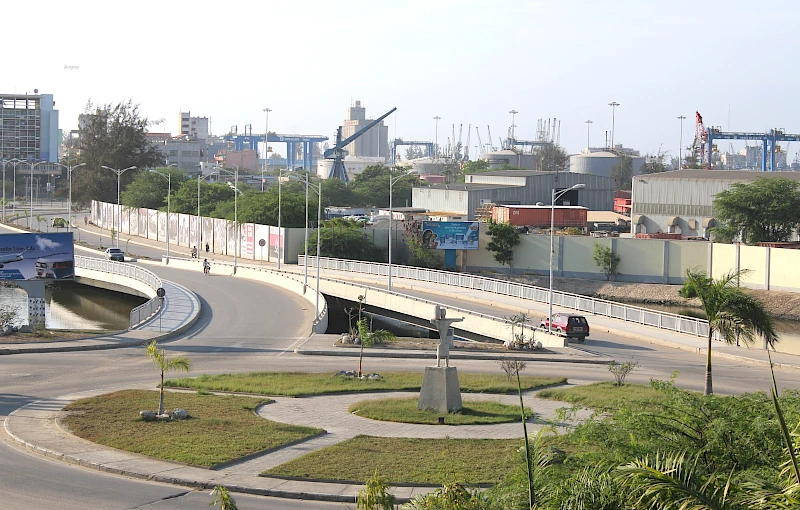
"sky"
7,0,800,163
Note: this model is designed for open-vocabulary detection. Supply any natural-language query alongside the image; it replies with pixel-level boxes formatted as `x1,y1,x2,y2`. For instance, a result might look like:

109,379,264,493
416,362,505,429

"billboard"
421,221,480,250
0,233,75,280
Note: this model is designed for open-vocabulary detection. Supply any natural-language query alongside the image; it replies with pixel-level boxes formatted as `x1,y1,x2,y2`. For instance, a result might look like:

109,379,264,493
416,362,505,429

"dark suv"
540,313,590,343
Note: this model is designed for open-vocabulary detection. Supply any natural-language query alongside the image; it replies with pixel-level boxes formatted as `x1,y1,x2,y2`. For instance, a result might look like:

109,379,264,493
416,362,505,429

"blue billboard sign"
421,221,480,250
0,233,75,280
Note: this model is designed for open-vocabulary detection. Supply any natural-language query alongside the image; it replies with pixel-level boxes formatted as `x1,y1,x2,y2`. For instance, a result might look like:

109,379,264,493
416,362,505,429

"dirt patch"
480,272,800,322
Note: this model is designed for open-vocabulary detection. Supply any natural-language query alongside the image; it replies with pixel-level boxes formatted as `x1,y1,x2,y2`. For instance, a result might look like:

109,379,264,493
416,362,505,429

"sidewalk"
4,383,593,504
75,221,800,371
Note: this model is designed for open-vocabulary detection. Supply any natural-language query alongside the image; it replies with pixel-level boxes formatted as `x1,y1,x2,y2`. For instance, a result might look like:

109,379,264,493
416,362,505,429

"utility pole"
433,116,441,159
262,108,271,192
509,110,518,141
608,102,620,149
585,120,593,150
677,115,687,169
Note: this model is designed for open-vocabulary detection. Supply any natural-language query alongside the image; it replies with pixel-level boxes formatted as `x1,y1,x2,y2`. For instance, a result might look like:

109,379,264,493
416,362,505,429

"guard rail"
75,256,163,328
300,256,713,340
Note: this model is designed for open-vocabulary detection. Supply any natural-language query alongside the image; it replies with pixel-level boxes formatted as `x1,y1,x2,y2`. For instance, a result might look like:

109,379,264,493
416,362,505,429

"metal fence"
300,256,712,340
75,256,163,329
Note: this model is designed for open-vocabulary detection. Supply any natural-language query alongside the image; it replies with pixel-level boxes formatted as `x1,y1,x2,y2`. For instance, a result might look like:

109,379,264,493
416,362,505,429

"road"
1,207,799,507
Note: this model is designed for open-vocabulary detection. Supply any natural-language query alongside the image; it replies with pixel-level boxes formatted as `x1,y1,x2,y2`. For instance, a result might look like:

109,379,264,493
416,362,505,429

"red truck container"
492,205,588,228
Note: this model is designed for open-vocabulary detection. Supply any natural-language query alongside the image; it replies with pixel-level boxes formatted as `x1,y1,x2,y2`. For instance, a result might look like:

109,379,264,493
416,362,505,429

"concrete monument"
418,305,464,413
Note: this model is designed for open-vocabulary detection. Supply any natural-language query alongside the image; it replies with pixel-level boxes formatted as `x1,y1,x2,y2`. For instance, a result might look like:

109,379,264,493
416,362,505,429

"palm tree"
680,269,777,396
145,339,191,415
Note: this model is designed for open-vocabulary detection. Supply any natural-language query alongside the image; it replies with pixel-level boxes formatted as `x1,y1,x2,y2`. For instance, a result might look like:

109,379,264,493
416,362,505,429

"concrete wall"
74,267,158,299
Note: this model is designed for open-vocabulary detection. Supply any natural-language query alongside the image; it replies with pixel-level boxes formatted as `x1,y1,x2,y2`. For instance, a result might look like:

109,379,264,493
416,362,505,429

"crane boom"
324,106,397,181
464,124,471,162
475,126,483,154
487,125,495,151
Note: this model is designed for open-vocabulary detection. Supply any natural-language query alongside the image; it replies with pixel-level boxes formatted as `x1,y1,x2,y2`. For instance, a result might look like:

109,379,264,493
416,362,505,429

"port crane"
325,107,397,181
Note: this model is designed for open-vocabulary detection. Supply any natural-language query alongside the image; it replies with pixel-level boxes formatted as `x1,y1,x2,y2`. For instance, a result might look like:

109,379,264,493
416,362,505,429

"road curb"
294,348,613,364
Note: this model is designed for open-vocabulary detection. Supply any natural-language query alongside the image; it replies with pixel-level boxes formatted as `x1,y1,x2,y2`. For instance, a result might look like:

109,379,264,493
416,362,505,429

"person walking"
84,215,88,226
205,242,209,254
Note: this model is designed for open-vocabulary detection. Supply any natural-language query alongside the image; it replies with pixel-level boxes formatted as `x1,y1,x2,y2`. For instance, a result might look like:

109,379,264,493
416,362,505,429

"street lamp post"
608,102,620,149
548,183,586,334
277,167,282,270
388,171,415,291
0,159,23,222
262,108,272,192
433,116,441,159
677,115,687,169
12,158,26,207
26,161,46,228
585,120,593,150
509,110,518,140
54,162,86,232
153,165,175,262
101,165,137,247
286,174,322,317
197,172,214,250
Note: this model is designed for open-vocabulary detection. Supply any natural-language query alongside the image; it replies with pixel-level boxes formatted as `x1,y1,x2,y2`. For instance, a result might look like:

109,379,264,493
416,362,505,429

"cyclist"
203,258,210,275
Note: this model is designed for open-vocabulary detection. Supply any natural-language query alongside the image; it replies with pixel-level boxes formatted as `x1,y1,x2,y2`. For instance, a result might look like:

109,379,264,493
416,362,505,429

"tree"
533,143,569,171
309,218,385,261
712,177,800,244
145,340,191,415
170,180,235,216
485,219,520,272
348,165,418,208
461,159,490,175
679,269,777,395
320,177,355,207
72,100,163,207
210,485,238,510
121,167,188,210
684,145,702,169
610,154,633,190
640,149,671,174
592,242,621,280
234,187,315,228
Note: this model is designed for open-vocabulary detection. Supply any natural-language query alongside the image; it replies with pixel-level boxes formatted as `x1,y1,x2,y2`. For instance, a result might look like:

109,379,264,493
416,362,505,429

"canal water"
631,302,800,356
0,283,147,331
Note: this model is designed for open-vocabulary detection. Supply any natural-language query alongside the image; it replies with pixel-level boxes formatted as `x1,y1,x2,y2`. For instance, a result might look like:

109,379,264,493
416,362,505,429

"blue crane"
391,138,434,165
324,107,397,181
704,126,800,171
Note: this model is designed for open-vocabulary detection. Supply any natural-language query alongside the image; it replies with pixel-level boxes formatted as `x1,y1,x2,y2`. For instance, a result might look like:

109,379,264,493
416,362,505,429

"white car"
105,248,124,261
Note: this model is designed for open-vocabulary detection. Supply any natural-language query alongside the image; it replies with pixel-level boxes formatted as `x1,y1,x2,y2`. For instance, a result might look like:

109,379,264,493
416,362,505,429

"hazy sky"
7,0,800,162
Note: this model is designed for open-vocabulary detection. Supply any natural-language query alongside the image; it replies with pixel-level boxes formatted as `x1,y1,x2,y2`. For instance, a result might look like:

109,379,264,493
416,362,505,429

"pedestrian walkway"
4,383,592,504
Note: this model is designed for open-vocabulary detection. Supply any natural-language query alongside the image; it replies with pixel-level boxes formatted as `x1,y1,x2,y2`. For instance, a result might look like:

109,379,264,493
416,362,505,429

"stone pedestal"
417,366,462,413
17,280,46,330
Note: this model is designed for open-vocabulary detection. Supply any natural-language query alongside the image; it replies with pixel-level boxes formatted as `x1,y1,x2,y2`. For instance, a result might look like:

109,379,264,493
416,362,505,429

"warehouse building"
631,169,800,237
412,170,614,220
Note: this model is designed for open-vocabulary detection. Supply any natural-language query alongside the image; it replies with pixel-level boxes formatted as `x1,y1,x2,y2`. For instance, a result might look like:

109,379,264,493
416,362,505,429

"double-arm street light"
101,165,137,247
152,165,175,262
196,171,216,250
548,183,586,334
26,161,46,228
387,171,416,291
53,162,86,231
217,167,241,273
0,158,25,222
286,173,322,318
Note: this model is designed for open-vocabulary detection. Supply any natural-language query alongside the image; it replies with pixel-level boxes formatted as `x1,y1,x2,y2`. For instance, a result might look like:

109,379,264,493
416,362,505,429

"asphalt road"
1,208,799,507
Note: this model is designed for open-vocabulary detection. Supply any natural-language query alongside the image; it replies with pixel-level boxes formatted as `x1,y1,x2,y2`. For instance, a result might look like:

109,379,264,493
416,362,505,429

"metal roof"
421,183,520,190
635,169,800,181
466,170,560,177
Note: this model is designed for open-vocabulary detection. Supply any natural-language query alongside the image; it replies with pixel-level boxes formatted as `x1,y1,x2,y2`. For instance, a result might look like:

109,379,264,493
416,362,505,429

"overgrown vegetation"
486,219,521,272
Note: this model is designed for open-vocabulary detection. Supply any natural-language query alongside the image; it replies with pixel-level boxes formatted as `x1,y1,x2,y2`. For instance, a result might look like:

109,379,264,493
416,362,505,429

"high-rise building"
0,93,59,162
178,111,209,142
341,100,388,160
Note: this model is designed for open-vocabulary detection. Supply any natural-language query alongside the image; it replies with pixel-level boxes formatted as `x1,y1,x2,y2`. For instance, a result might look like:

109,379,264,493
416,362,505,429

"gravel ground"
483,273,800,322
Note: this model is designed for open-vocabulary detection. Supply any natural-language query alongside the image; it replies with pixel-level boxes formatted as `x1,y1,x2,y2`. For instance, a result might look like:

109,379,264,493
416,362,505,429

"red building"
613,190,631,216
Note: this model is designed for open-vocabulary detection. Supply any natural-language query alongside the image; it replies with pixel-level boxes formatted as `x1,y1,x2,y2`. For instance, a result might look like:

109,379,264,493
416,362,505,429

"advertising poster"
226,221,237,256
148,210,158,239
213,218,227,254
421,221,480,250
138,208,148,238
202,218,214,249
169,213,179,243
254,224,270,261
269,226,284,260
0,233,75,280
120,207,129,235
130,208,139,236
157,212,167,240
179,215,189,247
242,224,254,259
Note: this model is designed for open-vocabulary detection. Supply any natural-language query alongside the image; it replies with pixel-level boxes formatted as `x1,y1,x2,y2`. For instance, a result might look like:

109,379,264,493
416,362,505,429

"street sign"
258,239,266,247
156,287,166,298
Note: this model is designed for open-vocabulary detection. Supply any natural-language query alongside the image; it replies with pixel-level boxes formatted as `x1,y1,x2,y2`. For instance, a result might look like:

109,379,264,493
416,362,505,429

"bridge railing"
300,256,712,340
75,256,163,329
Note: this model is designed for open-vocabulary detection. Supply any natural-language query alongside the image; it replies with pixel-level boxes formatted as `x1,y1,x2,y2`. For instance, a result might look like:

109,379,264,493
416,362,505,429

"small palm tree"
145,339,191,415
680,269,777,396
35,214,46,232
210,485,238,510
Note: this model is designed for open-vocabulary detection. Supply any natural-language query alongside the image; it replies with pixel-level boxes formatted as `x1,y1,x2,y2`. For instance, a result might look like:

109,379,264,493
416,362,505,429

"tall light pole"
585,120,593,150
608,102,620,149
677,115,687,168
101,165,137,247
287,174,322,317
54,162,85,232
433,116,441,159
153,165,175,262
12,158,26,206
0,158,24,223
388,170,415,291
197,172,215,249
262,108,272,192
509,110,518,141
26,161,46,228
548,183,586,334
